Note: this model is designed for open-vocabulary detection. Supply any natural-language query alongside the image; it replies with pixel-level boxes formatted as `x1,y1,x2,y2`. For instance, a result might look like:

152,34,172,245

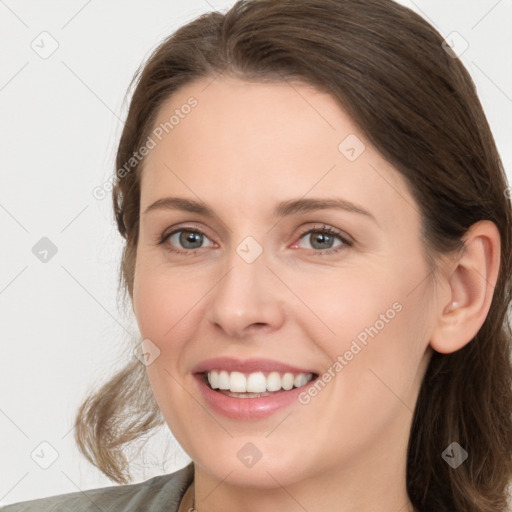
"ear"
429,220,501,354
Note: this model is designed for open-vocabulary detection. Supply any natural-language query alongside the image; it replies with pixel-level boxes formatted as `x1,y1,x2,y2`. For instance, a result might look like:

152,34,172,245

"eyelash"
157,224,353,257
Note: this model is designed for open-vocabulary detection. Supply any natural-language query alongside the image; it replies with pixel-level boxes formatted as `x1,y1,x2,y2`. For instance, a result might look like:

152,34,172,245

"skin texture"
132,76,501,512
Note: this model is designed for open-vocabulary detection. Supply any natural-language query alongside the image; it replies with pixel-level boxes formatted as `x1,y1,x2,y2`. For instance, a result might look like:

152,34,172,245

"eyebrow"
143,196,377,223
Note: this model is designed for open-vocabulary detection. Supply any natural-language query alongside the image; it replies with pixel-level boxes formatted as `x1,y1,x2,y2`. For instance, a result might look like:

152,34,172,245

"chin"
190,436,324,490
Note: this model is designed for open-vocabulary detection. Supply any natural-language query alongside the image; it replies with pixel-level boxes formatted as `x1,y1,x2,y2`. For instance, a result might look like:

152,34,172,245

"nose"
206,246,286,339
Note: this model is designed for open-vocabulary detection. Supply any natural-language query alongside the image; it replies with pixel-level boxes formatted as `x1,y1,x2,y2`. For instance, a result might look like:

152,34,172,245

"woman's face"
132,76,437,490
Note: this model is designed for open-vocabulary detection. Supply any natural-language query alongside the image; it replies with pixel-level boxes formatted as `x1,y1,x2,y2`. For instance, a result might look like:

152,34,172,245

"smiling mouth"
201,370,318,398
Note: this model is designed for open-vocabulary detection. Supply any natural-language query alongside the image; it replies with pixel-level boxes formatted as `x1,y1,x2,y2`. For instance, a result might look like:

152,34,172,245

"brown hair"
74,0,512,509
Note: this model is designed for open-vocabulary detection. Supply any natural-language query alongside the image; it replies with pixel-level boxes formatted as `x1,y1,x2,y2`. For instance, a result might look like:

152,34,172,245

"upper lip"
192,357,317,375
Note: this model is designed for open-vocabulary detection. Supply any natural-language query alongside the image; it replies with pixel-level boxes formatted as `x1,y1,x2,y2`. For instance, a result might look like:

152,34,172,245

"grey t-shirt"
0,463,194,512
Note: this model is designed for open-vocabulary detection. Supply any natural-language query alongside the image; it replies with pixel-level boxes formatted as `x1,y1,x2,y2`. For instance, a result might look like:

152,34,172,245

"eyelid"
158,224,216,252
294,224,353,245
159,221,215,242
291,224,354,255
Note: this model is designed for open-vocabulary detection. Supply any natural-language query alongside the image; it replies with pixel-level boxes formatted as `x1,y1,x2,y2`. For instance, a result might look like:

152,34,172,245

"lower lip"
194,374,313,420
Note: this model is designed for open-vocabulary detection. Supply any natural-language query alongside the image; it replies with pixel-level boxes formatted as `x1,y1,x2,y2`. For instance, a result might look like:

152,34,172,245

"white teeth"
229,371,246,392
208,371,219,389
294,373,308,387
266,371,282,391
247,372,267,393
206,370,314,393
218,370,230,390
282,373,294,390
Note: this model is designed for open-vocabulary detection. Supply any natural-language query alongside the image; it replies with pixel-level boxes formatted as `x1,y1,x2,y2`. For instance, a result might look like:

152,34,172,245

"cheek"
286,268,403,353
292,273,427,440
132,265,205,346
292,264,427,386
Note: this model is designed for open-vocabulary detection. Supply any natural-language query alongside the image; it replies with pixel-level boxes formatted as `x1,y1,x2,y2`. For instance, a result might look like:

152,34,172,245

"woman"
3,0,511,510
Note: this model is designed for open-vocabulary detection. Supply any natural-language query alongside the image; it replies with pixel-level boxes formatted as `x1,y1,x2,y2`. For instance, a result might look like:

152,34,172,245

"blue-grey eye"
170,230,207,250
298,229,345,251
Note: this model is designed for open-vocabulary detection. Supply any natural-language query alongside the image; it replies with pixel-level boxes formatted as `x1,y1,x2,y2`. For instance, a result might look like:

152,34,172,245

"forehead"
139,76,419,229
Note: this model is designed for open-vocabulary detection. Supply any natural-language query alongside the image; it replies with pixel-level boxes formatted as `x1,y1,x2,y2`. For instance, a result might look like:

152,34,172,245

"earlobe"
429,220,501,355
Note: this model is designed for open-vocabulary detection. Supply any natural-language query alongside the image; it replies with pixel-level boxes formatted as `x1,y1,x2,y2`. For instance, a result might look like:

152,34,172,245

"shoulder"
0,463,194,512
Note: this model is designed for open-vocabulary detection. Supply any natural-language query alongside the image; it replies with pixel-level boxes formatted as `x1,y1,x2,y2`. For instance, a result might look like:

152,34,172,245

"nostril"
251,323,266,327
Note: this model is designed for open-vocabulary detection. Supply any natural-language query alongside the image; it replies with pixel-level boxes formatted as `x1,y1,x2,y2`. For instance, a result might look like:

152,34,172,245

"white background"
1,0,511,506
